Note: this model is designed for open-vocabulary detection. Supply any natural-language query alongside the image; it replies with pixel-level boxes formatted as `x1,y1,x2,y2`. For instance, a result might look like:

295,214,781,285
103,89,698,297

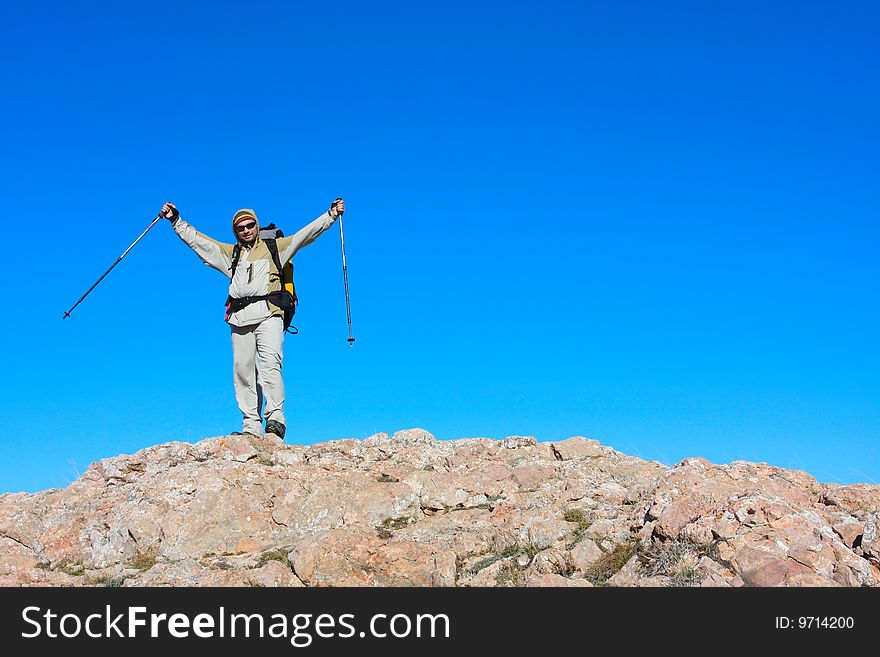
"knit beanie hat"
232,209,258,226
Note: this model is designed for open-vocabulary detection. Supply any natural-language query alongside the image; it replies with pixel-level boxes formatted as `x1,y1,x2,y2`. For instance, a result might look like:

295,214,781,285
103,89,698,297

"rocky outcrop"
1,429,877,587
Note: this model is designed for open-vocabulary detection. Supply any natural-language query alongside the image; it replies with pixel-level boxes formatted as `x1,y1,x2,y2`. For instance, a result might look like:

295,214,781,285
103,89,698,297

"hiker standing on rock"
160,198,345,440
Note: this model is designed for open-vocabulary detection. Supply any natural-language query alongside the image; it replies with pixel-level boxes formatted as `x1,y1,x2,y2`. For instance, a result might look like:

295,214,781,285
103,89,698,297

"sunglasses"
235,221,257,232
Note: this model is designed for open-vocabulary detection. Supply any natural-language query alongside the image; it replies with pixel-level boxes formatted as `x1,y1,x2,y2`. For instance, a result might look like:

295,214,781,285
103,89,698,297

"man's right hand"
161,202,179,220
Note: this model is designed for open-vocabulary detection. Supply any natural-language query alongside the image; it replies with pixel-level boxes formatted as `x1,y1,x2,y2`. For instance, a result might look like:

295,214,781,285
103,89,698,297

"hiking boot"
265,420,286,440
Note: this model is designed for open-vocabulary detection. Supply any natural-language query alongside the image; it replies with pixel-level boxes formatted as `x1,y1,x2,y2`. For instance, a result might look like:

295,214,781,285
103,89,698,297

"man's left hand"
329,197,345,218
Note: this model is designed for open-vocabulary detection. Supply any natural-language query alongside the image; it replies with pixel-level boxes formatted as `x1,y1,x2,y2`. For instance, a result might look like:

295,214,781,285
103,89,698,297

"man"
160,198,345,439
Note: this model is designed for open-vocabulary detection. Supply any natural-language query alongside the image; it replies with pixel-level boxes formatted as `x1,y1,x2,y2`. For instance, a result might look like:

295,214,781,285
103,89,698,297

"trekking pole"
62,211,164,319
335,199,355,346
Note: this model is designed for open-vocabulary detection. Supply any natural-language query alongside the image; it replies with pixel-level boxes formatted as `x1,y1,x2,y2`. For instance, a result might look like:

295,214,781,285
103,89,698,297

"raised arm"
161,202,234,276
277,198,345,262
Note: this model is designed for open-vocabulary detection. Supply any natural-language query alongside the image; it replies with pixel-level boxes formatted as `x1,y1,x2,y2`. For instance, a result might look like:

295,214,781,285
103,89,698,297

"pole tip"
347,337,355,346
62,312,70,319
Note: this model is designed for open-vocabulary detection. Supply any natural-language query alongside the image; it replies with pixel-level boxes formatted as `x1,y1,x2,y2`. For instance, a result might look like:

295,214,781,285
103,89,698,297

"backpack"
226,223,299,334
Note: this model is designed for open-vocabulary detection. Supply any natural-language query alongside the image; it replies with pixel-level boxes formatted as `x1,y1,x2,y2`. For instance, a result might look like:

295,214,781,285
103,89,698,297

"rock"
595,482,630,505
695,556,740,587
529,548,572,575
859,513,880,566
830,514,864,548
288,530,456,587
519,515,572,549
464,559,511,587
0,536,41,586
217,435,259,462
606,554,643,587
247,559,304,587
512,465,557,490
500,436,537,449
550,437,609,460
740,557,815,587
636,575,671,587
392,428,436,445
786,572,841,587
526,573,592,587
570,537,604,574
820,485,880,515
0,428,877,587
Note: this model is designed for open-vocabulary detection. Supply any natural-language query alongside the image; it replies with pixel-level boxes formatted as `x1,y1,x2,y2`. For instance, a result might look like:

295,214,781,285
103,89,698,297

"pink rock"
247,559,303,587
526,573,592,587
512,465,557,490
860,513,880,566
700,573,734,587
831,515,864,548
820,485,880,515
0,428,876,588
570,538,604,573
606,554,642,587
550,437,609,461
740,558,814,587
288,530,456,587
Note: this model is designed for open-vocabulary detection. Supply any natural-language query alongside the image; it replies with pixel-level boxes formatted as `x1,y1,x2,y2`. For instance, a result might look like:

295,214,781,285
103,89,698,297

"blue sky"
1,1,877,493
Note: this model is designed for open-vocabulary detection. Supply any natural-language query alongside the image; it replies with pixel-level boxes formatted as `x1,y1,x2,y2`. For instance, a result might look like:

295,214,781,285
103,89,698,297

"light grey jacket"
172,211,337,327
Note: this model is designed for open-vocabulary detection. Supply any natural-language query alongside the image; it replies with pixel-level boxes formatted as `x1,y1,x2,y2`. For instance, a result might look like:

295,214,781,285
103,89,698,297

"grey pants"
231,316,285,434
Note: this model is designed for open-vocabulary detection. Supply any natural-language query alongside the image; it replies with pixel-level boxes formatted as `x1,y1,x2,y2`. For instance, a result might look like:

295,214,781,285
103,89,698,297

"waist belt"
225,291,288,320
